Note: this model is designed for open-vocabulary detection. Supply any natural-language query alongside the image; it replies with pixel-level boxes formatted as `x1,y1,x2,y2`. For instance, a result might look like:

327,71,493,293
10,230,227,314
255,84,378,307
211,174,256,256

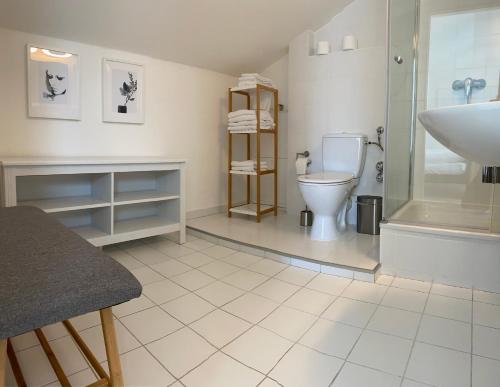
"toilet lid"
297,172,354,184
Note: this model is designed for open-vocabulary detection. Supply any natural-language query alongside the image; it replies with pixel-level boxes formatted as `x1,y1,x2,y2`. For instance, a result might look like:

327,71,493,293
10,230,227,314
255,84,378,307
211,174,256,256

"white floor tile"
150,259,192,278
367,306,421,339
431,283,472,300
405,342,471,387
221,251,262,268
472,355,500,387
258,378,281,387
130,266,165,285
275,265,317,286
198,260,240,279
125,245,171,265
195,281,244,306
41,322,68,341
474,289,500,306
299,318,361,358
10,331,38,352
183,238,215,251
306,273,352,295
160,244,196,259
348,330,412,376
376,274,394,286
269,344,343,387
112,295,155,318
252,278,300,303
331,362,401,387
15,346,57,386
425,294,472,322
401,379,433,387
103,346,175,386
222,293,279,324
223,326,293,373
70,311,102,331
342,281,387,304
473,324,500,360
49,335,89,375
146,327,216,378
322,297,377,328
181,352,263,387
190,309,251,348
473,301,500,328
120,306,183,344
161,293,215,324
107,249,144,270
222,269,268,291
259,306,316,341
177,252,215,268
79,320,141,362
381,287,428,313
392,277,431,293
202,245,237,259
417,315,471,352
143,279,189,305
284,287,336,315
170,269,215,291
248,259,288,276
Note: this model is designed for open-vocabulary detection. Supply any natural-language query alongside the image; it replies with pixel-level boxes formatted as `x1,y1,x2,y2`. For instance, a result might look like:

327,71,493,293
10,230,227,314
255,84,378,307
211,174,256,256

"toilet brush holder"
300,209,313,227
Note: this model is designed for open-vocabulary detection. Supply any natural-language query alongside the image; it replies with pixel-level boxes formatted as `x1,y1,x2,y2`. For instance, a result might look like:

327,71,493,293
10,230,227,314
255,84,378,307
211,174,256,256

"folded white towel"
229,119,274,127
228,110,273,121
231,160,269,168
228,125,274,132
232,160,255,166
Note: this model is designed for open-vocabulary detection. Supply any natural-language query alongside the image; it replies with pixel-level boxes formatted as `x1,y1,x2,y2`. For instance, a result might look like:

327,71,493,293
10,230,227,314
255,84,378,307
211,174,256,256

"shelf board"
228,129,275,134
114,216,179,235
229,203,274,216
114,190,179,206
230,84,277,92
230,169,274,176
19,196,111,213
71,225,109,241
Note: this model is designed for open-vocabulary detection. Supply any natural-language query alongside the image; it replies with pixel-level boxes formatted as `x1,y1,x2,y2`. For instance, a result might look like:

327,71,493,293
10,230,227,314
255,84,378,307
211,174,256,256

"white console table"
0,157,186,246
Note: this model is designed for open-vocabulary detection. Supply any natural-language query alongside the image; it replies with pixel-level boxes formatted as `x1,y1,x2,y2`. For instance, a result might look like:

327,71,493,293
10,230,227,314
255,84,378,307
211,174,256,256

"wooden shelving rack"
227,84,279,222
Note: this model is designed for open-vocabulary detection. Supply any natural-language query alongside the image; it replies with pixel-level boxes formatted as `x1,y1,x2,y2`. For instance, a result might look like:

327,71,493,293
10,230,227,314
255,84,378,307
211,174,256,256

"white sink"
418,101,500,166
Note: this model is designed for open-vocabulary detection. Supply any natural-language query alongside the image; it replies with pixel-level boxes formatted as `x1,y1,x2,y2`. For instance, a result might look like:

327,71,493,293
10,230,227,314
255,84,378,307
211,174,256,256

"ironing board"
0,206,142,387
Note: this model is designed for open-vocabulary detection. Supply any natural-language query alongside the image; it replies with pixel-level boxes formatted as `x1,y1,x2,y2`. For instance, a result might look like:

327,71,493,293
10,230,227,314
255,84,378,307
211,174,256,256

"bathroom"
1,0,500,386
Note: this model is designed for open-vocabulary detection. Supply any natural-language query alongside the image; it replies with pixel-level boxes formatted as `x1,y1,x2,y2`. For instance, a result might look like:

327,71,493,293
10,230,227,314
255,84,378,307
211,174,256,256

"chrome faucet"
452,78,486,104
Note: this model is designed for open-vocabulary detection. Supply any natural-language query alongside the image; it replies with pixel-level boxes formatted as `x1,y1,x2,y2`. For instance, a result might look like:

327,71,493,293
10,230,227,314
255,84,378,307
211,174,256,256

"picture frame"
102,58,145,124
27,44,81,120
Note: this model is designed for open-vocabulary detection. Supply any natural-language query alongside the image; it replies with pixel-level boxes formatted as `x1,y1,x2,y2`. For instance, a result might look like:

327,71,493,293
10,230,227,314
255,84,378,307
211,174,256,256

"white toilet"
297,133,367,241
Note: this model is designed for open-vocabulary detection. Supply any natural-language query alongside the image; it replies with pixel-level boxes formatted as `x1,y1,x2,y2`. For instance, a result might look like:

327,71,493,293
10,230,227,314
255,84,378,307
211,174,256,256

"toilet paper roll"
342,35,358,51
296,156,309,175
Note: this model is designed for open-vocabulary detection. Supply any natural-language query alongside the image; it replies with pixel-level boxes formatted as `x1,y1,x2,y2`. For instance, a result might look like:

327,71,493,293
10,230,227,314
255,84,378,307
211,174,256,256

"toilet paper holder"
296,151,312,166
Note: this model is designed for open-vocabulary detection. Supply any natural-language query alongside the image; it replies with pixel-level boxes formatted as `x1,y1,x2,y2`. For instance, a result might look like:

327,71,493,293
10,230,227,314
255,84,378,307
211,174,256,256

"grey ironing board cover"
0,206,142,340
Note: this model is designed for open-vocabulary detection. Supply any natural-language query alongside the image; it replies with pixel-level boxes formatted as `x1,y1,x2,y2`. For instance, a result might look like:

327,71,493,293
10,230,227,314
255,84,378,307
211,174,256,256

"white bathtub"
380,220,500,293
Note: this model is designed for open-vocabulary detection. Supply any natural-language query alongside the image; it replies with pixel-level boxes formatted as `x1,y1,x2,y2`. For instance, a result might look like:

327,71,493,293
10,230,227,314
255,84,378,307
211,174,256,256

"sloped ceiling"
0,0,352,75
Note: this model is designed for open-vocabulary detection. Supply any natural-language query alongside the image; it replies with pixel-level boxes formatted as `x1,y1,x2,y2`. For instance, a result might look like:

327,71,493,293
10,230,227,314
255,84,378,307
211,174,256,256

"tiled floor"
5,233,500,387
187,212,379,272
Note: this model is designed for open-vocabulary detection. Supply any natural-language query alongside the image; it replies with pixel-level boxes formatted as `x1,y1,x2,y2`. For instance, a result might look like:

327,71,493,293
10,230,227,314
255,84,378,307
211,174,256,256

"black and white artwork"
27,45,80,120
103,59,144,123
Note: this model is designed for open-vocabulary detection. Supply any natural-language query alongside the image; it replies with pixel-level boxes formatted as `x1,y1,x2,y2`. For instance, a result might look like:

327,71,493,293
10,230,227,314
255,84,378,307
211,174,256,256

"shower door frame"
382,0,421,221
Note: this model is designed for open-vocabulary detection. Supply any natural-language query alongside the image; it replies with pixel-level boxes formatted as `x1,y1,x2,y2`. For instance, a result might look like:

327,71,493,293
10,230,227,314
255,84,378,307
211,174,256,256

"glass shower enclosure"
384,0,500,235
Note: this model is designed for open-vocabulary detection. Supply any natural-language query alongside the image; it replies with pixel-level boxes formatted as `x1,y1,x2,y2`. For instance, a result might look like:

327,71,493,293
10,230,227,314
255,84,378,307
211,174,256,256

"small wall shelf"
1,158,186,246
227,84,279,222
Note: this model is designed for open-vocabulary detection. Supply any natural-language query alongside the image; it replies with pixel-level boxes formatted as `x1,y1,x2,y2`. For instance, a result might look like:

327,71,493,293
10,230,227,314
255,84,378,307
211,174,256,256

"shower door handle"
394,56,404,64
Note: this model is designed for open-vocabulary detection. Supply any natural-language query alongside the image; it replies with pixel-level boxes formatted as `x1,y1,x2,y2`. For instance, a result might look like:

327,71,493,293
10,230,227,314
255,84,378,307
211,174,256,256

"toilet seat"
297,172,354,185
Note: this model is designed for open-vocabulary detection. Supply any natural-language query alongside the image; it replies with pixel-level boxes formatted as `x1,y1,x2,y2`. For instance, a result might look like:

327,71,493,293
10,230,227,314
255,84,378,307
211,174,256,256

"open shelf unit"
1,158,186,246
228,84,278,222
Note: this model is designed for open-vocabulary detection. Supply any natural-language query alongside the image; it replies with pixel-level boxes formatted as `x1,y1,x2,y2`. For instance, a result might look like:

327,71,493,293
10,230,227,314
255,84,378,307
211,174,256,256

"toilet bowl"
298,172,356,241
296,132,367,241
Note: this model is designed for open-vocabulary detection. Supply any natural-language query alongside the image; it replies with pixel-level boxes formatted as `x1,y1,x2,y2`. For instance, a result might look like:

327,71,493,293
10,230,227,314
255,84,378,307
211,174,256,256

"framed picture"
102,59,144,124
27,45,80,120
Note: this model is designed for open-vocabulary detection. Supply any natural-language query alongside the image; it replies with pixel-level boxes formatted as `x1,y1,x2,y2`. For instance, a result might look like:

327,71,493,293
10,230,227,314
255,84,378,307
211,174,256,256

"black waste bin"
356,196,383,235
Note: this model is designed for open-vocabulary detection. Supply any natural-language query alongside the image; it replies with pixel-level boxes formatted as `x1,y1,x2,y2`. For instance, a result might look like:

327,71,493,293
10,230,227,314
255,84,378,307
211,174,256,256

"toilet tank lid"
323,132,367,139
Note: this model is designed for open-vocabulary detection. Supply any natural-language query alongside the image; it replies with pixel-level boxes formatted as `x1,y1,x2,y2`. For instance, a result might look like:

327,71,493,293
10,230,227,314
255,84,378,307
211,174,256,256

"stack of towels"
231,160,269,172
228,109,274,132
237,73,274,89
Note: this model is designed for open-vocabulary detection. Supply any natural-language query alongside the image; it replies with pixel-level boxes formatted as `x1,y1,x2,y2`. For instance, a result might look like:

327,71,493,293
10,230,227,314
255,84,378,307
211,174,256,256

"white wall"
287,0,387,220
0,27,236,215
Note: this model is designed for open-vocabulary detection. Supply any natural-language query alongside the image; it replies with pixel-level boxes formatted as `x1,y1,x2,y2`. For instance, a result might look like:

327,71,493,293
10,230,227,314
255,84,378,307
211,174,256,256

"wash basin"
418,101,500,166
